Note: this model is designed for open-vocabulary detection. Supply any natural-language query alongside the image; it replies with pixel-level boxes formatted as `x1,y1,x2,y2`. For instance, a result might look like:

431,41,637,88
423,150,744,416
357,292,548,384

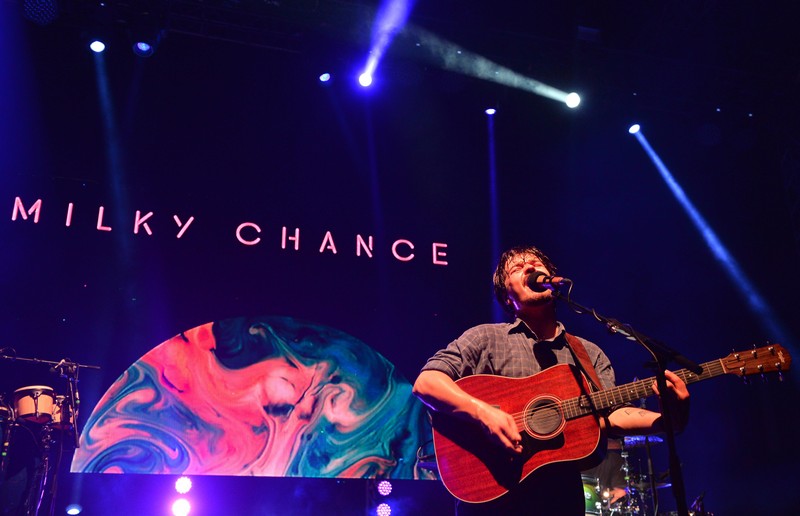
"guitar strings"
504,360,726,433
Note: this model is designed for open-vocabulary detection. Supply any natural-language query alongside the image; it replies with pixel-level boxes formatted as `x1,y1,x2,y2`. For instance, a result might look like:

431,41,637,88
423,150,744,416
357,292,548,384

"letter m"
12,197,42,223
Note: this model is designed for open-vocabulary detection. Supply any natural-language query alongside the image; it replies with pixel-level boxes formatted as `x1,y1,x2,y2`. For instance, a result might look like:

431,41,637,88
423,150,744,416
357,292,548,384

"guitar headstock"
721,344,791,377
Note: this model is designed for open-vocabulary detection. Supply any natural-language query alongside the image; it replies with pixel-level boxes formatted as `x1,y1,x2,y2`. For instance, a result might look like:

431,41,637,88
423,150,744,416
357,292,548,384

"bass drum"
582,475,601,515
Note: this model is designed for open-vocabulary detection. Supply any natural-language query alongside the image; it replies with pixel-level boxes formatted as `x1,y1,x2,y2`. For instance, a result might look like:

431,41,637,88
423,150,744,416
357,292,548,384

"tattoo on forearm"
623,408,649,418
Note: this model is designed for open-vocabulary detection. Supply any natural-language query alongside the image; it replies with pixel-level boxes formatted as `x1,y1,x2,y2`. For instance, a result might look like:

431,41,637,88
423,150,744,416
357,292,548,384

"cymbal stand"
619,447,633,515
27,424,54,516
644,438,657,515
1,395,14,478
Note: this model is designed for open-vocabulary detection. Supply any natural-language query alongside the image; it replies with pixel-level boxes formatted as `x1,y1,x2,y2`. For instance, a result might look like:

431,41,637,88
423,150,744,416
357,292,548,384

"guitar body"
430,343,791,504
431,364,605,503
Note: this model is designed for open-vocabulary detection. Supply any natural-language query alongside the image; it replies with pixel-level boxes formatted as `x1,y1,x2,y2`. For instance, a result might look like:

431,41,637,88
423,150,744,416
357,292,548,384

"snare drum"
582,475,601,515
13,386,55,424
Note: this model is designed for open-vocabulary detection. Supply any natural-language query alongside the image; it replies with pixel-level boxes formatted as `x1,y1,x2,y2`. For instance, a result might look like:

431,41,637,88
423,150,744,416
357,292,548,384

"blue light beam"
486,109,503,323
632,129,792,351
360,0,415,85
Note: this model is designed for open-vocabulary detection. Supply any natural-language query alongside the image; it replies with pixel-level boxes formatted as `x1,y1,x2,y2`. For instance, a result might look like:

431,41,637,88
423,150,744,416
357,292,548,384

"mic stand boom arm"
550,289,698,516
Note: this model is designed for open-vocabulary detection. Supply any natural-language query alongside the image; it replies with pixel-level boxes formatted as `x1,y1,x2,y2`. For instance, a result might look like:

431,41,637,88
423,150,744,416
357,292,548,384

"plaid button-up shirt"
422,319,617,390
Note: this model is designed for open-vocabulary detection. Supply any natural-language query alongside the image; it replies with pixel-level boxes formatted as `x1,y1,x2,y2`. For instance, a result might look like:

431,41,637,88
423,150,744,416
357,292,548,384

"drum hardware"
1,395,14,478
623,435,664,448
51,395,74,430
1,348,100,516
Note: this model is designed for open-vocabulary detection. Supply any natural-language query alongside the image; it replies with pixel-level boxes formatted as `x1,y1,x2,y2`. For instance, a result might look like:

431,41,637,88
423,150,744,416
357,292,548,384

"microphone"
526,270,572,292
50,358,66,374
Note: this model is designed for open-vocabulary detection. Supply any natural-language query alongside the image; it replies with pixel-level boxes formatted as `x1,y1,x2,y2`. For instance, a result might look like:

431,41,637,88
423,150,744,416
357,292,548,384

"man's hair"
492,245,558,315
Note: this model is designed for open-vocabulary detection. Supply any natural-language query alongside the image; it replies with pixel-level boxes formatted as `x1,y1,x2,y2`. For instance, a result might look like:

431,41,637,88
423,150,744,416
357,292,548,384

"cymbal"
623,435,664,448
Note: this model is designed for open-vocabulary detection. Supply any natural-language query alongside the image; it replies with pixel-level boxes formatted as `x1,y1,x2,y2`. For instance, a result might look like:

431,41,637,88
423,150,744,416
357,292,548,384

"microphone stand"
550,289,700,516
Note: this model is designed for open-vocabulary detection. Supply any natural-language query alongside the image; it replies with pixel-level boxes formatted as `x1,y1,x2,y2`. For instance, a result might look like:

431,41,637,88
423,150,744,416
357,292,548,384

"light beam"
409,26,578,107
631,128,792,352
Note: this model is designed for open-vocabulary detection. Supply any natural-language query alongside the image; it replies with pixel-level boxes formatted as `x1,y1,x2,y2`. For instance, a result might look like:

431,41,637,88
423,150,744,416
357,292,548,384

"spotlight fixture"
485,108,496,115
129,28,164,57
319,73,331,83
89,40,106,53
628,124,641,134
358,73,373,87
65,504,83,515
127,7,166,58
132,41,154,57
565,92,581,108
171,498,191,516
175,476,192,495
376,480,393,496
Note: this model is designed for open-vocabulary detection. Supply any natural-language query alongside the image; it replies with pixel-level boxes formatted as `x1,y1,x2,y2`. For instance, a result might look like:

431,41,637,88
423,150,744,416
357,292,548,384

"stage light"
132,41,153,57
485,108,496,115
628,124,640,134
129,27,165,57
377,480,393,496
376,502,392,516
359,0,413,92
89,40,106,53
565,92,581,108
358,73,373,87
175,476,192,494
171,498,191,516
319,73,331,83
127,7,165,57
65,504,83,515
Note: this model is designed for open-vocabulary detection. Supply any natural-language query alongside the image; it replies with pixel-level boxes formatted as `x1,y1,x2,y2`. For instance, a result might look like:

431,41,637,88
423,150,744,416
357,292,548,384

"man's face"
502,252,555,312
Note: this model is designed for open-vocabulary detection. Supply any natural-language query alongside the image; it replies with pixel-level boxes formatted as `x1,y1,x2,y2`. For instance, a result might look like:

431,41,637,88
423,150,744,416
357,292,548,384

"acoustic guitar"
431,344,791,503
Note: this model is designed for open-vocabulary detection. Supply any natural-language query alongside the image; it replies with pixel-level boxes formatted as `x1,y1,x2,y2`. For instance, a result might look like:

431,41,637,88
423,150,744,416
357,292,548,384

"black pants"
455,464,585,516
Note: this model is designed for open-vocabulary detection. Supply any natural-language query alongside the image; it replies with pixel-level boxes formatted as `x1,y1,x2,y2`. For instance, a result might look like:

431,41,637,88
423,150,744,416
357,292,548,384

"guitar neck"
562,344,790,419
586,359,721,413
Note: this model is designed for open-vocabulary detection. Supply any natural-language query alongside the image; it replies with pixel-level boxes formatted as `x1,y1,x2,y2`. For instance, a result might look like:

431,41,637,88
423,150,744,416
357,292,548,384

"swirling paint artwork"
71,316,435,479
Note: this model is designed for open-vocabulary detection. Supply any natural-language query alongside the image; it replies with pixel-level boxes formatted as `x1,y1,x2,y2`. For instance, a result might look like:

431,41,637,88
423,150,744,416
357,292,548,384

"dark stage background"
2,1,799,515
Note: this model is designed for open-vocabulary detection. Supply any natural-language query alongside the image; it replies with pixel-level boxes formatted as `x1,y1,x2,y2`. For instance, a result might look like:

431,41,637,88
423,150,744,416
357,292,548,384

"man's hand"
413,370,523,453
606,487,627,505
652,369,690,433
472,399,523,454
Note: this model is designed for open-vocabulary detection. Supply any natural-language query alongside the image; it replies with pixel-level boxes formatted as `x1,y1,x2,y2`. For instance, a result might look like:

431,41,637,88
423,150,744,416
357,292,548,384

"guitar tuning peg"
778,371,784,382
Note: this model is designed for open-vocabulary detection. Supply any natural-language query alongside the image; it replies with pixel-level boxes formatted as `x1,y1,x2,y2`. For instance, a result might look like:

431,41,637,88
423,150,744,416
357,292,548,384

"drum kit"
0,348,99,516
582,435,674,516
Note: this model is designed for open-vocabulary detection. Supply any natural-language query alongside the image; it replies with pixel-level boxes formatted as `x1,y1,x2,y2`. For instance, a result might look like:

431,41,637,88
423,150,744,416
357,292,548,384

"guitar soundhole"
523,395,565,440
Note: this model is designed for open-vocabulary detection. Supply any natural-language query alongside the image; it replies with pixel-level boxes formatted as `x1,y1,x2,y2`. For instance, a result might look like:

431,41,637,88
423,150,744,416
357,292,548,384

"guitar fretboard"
561,359,722,419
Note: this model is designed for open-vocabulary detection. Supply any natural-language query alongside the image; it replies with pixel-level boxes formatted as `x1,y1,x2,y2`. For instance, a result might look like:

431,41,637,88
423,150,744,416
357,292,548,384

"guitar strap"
564,332,603,392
